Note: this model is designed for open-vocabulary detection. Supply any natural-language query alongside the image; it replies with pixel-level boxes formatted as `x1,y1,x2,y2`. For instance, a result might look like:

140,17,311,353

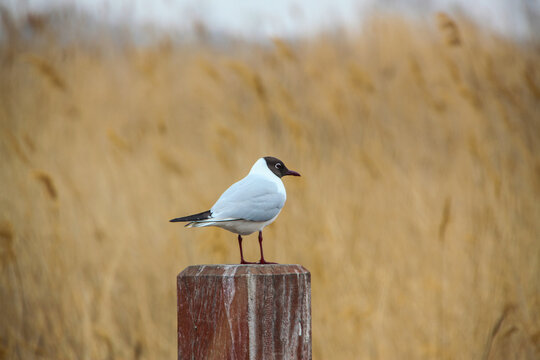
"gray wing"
210,174,285,222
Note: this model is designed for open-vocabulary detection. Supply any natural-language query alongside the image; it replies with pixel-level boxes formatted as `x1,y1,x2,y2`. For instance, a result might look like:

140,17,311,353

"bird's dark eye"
275,163,282,169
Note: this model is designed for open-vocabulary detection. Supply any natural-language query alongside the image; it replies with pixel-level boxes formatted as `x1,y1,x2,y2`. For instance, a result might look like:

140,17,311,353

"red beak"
285,170,301,177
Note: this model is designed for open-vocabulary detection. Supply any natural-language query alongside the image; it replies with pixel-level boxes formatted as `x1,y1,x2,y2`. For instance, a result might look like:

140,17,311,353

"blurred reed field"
1,7,540,360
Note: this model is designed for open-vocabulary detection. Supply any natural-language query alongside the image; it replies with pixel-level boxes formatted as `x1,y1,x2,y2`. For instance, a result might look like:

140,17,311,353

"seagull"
170,156,300,264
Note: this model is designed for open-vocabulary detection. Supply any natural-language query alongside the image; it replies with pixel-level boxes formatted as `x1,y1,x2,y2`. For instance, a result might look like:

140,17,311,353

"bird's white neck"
248,157,286,195
248,158,271,176
249,158,279,179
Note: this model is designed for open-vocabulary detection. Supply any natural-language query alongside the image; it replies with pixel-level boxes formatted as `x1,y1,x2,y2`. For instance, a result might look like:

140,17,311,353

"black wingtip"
169,210,211,223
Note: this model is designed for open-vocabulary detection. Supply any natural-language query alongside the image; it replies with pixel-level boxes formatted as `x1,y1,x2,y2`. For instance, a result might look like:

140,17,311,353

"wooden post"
177,264,311,360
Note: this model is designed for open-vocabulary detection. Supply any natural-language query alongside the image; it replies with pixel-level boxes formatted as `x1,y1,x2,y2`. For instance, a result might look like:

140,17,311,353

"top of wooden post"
179,264,309,277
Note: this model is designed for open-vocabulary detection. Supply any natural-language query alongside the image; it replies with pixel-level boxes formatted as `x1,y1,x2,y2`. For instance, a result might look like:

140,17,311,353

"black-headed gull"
170,156,300,264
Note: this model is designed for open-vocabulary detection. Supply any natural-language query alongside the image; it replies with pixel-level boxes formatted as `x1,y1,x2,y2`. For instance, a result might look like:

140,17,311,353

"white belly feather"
188,212,281,235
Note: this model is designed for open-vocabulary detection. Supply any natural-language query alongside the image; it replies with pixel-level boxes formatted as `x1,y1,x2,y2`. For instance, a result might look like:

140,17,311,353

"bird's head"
263,156,301,178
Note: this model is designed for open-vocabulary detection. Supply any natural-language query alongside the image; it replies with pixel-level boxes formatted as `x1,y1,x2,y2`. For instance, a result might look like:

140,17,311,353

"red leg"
238,235,255,264
257,231,277,264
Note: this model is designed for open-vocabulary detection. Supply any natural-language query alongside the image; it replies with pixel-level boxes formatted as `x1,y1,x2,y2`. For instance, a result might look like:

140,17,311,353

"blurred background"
1,0,539,359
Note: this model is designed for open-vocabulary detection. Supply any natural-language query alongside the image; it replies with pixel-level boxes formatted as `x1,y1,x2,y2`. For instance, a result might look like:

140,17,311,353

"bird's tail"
170,210,212,227
185,221,214,228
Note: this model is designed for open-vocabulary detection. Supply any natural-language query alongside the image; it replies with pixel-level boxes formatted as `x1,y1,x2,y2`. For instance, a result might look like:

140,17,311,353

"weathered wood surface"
177,264,311,360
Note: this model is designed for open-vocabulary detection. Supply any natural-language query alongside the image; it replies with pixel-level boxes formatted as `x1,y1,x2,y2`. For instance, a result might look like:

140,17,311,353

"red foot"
240,259,256,265
257,259,278,265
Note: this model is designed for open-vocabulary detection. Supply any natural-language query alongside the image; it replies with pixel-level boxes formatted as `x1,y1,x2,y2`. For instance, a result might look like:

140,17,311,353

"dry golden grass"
1,11,539,360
